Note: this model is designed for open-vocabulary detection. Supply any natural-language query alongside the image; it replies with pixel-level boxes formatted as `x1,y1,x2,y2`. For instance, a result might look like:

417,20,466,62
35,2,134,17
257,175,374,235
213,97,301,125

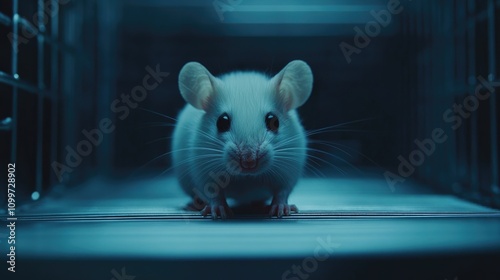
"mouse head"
178,60,313,176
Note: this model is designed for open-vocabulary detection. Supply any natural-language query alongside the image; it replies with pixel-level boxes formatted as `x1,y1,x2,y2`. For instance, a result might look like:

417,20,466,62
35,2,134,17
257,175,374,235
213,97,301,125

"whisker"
266,166,289,186
278,150,347,175
322,141,383,168
138,107,178,123
132,147,222,177
273,155,323,178
306,129,373,137
308,140,353,157
176,158,222,181
278,147,361,174
174,154,223,169
306,117,375,134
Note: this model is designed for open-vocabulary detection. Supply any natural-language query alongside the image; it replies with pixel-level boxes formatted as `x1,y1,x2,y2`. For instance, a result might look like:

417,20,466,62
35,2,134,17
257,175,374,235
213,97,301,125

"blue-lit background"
0,1,500,279
3,0,497,205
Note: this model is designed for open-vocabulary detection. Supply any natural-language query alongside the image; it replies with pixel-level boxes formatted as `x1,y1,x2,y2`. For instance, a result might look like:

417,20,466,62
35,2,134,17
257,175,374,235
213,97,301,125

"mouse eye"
265,112,279,132
217,113,231,133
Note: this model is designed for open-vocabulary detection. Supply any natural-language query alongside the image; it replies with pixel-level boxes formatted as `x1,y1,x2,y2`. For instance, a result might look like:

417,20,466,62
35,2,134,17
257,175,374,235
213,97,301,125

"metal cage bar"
0,0,87,201
10,0,18,164
50,0,60,186
0,70,44,94
487,0,498,192
0,11,12,26
408,0,499,204
36,0,46,195
468,0,479,192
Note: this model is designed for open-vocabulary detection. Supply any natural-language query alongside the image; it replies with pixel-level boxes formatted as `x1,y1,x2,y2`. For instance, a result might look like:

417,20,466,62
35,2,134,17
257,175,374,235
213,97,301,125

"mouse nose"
239,149,258,170
241,158,257,169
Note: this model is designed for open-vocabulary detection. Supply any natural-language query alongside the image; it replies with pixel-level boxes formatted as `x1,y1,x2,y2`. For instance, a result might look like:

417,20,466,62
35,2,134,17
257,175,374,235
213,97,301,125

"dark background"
0,0,499,206
114,0,410,172
1,2,500,279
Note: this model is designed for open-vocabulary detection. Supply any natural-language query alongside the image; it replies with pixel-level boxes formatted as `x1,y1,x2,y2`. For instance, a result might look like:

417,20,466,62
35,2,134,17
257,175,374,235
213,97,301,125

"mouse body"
172,60,313,218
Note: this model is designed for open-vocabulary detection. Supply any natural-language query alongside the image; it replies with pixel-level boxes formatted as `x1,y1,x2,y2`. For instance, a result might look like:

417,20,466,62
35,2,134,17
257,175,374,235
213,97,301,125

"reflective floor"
3,173,500,279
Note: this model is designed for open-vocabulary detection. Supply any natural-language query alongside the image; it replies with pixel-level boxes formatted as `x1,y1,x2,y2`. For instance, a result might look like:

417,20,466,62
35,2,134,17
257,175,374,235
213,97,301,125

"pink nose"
239,150,258,169
240,158,257,169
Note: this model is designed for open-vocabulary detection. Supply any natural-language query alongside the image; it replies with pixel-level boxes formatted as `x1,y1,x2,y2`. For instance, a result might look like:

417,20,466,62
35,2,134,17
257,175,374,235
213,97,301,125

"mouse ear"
178,62,218,110
271,60,313,111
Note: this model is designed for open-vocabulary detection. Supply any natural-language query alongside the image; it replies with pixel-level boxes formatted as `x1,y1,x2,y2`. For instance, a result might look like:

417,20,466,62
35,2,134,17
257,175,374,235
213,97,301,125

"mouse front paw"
268,203,298,218
201,201,234,220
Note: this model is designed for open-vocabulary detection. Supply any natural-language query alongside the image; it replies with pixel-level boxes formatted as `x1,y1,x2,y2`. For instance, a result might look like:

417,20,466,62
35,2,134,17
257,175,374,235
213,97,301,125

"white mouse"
172,60,313,219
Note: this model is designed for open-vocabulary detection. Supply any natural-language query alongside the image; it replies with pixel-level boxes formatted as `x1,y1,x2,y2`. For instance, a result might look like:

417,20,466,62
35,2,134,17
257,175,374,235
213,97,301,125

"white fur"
173,60,313,206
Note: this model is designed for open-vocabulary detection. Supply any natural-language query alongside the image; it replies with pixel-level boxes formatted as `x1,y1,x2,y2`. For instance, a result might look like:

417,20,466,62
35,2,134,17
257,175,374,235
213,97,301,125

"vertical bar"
487,0,499,191
10,0,18,163
415,0,421,161
456,0,467,185
468,0,478,191
426,2,433,180
97,0,117,175
447,0,457,187
50,0,59,185
61,0,81,183
36,0,45,195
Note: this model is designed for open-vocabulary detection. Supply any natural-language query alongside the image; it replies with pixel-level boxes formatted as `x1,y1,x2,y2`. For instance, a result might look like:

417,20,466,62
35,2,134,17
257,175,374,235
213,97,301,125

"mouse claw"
201,202,233,220
269,203,298,218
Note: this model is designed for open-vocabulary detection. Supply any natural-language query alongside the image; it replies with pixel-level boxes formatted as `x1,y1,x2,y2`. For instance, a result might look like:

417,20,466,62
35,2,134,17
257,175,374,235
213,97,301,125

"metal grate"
404,0,500,208
0,0,96,204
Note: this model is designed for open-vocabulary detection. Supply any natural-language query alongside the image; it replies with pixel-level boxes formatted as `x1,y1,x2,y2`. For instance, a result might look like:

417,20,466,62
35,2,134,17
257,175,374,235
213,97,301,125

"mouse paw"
201,202,234,220
269,203,299,218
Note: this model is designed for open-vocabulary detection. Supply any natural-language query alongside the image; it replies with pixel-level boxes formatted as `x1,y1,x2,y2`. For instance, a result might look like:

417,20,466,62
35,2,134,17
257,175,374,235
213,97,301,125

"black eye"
265,112,279,132
217,113,231,133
